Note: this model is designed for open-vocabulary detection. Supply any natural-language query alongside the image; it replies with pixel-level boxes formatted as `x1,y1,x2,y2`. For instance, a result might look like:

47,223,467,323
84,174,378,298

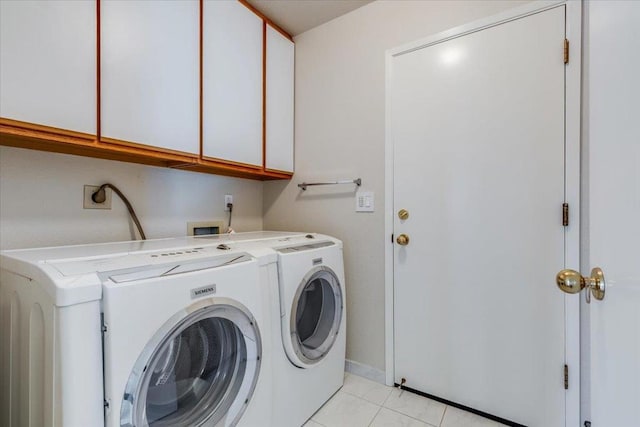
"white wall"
264,0,530,372
0,146,263,250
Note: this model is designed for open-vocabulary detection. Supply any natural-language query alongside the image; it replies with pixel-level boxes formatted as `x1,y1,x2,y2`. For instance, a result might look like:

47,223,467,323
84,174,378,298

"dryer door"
288,266,343,367
120,299,261,427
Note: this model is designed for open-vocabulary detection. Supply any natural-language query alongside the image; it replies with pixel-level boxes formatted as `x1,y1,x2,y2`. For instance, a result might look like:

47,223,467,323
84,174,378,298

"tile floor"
303,373,507,427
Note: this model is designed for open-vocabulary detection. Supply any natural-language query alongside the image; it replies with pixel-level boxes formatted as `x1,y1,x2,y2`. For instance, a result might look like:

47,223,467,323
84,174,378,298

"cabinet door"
265,26,294,173
203,0,263,167
0,0,96,134
101,0,199,154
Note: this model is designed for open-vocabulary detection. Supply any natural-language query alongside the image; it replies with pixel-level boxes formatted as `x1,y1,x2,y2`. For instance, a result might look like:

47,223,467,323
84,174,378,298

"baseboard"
344,359,386,385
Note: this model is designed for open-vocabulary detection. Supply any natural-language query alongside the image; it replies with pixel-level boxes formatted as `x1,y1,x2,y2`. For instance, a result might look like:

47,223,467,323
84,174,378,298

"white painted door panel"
391,7,566,426
0,0,96,134
266,26,295,173
587,3,640,426
101,0,199,154
203,0,263,166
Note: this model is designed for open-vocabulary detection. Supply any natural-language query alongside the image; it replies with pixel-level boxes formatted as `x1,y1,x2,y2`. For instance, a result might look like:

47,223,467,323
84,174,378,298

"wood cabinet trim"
258,170,292,180
179,159,292,180
264,20,294,43
201,154,263,170
264,167,294,175
238,0,293,42
0,118,96,144
0,119,291,181
99,136,199,159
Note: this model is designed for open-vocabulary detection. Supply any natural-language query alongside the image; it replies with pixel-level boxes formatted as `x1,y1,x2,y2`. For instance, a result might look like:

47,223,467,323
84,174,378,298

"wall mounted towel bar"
298,178,362,191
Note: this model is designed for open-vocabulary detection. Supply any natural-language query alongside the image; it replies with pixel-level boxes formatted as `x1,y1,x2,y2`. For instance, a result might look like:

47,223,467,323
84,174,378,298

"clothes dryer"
238,233,347,427
0,239,275,427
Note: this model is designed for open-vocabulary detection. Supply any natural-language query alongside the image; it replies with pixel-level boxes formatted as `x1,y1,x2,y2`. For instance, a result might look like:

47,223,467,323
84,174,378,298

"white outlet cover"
356,191,374,212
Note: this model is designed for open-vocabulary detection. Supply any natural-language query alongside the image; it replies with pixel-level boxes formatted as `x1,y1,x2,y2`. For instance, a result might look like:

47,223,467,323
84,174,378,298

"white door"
0,0,96,134
203,0,263,167
101,0,199,154
583,2,640,426
391,6,570,426
265,25,295,173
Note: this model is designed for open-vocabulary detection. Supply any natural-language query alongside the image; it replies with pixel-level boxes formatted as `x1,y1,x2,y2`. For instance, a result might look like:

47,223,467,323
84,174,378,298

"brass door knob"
398,209,409,220
396,234,410,246
556,270,583,294
556,267,605,302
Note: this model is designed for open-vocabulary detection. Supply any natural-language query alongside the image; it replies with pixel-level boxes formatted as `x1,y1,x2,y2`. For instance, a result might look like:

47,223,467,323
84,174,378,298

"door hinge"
564,364,569,389
391,233,394,243
562,203,569,226
564,39,569,64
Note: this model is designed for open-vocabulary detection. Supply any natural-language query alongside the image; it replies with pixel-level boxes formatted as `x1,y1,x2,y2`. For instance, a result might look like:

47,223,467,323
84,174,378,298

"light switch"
356,191,374,212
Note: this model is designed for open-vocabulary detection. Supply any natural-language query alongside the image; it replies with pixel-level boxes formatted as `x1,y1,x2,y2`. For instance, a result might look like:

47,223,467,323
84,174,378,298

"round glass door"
290,266,343,365
120,300,261,427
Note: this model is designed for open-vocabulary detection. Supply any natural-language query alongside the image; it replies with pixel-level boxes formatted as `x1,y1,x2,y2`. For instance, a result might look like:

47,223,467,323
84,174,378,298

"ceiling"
245,0,373,37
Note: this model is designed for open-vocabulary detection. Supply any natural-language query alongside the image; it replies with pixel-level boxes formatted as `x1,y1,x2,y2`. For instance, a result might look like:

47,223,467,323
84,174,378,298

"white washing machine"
0,238,275,427
241,233,347,427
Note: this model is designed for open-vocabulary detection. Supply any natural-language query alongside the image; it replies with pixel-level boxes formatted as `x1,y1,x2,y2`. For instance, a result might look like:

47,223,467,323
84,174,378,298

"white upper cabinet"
203,0,263,167
0,0,96,134
101,0,199,154
265,26,295,172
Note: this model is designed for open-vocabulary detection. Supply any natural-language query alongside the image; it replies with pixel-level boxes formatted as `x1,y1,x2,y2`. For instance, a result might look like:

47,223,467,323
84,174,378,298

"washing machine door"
120,298,261,427
288,266,343,367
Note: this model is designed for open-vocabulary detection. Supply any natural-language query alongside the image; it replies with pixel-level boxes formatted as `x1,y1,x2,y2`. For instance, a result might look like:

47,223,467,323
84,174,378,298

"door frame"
383,1,582,425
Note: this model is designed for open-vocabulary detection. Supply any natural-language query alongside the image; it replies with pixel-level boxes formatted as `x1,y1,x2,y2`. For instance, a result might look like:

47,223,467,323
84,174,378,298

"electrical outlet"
224,194,233,211
83,185,112,210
